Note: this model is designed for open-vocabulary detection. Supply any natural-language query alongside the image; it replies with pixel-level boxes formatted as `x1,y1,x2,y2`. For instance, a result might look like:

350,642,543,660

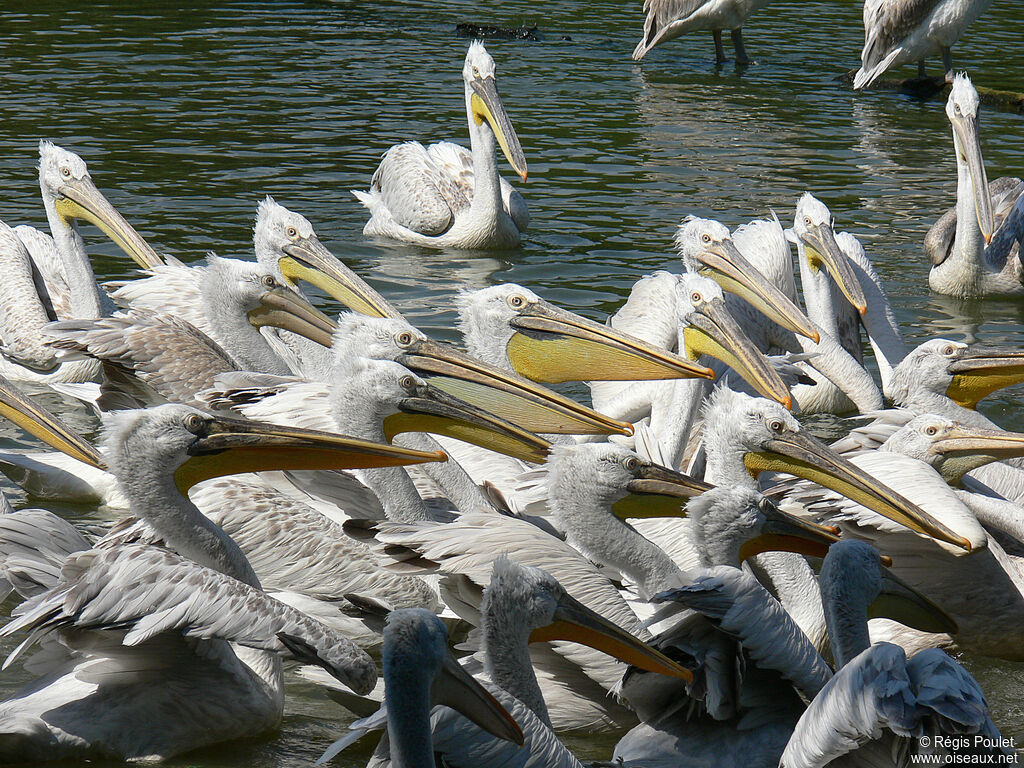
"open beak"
398,336,634,437
800,222,867,316
278,235,401,319
0,375,105,469
744,429,972,551
506,300,715,384
612,463,713,520
683,296,793,408
247,286,338,345
952,114,994,243
471,76,527,182
869,570,959,636
54,175,164,269
738,499,840,563
173,414,446,493
433,648,524,746
946,347,1024,409
383,381,551,464
529,591,693,682
696,238,819,342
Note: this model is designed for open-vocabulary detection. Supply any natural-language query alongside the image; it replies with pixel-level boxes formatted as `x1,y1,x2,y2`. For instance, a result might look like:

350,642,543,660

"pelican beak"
800,222,867,316
433,648,524,746
744,429,972,551
738,499,840,563
398,337,634,436
54,174,163,269
613,463,713,520
247,285,338,347
930,423,1024,480
946,347,1024,409
683,296,793,408
696,238,820,342
470,76,527,182
869,570,959,636
383,381,551,464
529,591,693,682
506,300,715,384
952,114,994,243
174,414,446,493
278,236,401,319
0,375,105,469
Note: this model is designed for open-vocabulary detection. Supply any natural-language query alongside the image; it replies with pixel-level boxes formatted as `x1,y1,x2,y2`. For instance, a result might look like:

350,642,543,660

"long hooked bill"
383,381,551,464
246,285,339,343
276,235,403,319
174,414,447,493
612,463,713,520
952,113,994,243
738,497,840,562
799,221,867,316
869,569,959,636
470,75,527,182
946,347,1024,409
433,648,524,746
0,376,105,469
931,422,1024,460
744,429,972,551
506,300,716,384
54,174,164,269
682,296,793,409
529,590,693,682
696,238,820,342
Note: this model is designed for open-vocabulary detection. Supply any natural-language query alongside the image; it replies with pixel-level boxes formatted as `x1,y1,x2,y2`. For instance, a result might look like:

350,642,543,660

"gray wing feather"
862,0,941,69
635,0,711,56
372,142,468,236
925,177,1024,267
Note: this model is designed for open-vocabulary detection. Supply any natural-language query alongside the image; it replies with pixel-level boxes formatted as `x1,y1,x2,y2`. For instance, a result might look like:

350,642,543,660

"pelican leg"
713,30,727,65
941,47,954,81
731,29,750,66
918,60,927,79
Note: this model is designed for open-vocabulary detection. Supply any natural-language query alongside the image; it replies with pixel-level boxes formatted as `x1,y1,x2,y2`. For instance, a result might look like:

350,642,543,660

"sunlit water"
0,1,1022,764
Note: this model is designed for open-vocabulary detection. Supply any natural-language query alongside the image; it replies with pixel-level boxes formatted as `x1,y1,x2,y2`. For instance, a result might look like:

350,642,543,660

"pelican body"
632,0,772,64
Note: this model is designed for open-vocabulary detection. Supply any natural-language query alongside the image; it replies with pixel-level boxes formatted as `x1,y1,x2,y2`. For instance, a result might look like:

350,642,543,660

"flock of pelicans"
0,5,1023,768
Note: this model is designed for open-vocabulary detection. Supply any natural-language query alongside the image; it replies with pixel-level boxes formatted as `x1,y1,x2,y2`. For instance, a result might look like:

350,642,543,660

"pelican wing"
12,225,71,321
0,222,59,372
925,177,1024,267
0,508,92,601
104,259,212,339
860,0,940,71
426,141,529,232
369,142,469,236
985,181,1024,274
634,0,712,58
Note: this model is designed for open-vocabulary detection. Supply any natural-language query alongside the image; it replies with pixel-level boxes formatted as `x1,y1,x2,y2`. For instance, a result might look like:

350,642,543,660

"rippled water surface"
0,1,1023,764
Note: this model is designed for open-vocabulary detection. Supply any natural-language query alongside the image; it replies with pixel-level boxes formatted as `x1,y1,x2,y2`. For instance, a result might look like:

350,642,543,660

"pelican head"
37,140,163,269
100,404,446,495
457,283,715,384
331,313,631,436
946,74,993,243
463,41,527,182
485,557,692,682
791,193,867,315
253,197,399,318
702,387,971,551
686,485,838,568
674,217,819,342
884,414,1024,484
675,274,793,408
329,354,550,463
889,338,1024,410
382,608,524,751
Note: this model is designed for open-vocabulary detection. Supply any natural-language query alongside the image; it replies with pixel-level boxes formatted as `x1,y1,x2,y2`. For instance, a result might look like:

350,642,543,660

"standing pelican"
854,0,995,88
353,42,528,250
926,75,1024,297
632,0,772,64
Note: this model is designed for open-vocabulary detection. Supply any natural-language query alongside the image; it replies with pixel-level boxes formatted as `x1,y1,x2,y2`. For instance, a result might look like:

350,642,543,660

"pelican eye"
472,65,480,77
803,216,812,227
691,291,702,303
261,275,277,289
60,166,72,178
954,103,962,116
924,425,939,436
507,294,526,309
622,456,642,473
399,375,417,391
768,419,785,433
395,331,414,347
701,233,712,244
184,413,205,434
942,345,956,356
285,226,299,240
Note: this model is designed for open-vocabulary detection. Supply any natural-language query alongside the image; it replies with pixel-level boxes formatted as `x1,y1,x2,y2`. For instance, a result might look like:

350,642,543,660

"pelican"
780,540,1004,767
632,0,772,64
854,0,996,88
353,42,528,250
0,404,446,762
926,75,1024,297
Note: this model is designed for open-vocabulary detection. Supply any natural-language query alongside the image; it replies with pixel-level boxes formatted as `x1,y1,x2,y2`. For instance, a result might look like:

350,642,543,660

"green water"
0,0,1022,764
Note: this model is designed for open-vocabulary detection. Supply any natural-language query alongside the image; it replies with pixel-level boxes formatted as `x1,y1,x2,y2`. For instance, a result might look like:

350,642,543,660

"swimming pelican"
353,42,528,250
926,75,1023,297
780,540,1004,767
0,404,445,761
632,0,772,64
854,0,995,88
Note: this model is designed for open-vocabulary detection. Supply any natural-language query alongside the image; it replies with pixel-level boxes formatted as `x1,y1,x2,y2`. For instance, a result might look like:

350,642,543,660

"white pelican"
353,42,529,250
0,404,445,761
632,0,772,64
926,75,1024,297
855,0,996,88
780,540,1005,767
